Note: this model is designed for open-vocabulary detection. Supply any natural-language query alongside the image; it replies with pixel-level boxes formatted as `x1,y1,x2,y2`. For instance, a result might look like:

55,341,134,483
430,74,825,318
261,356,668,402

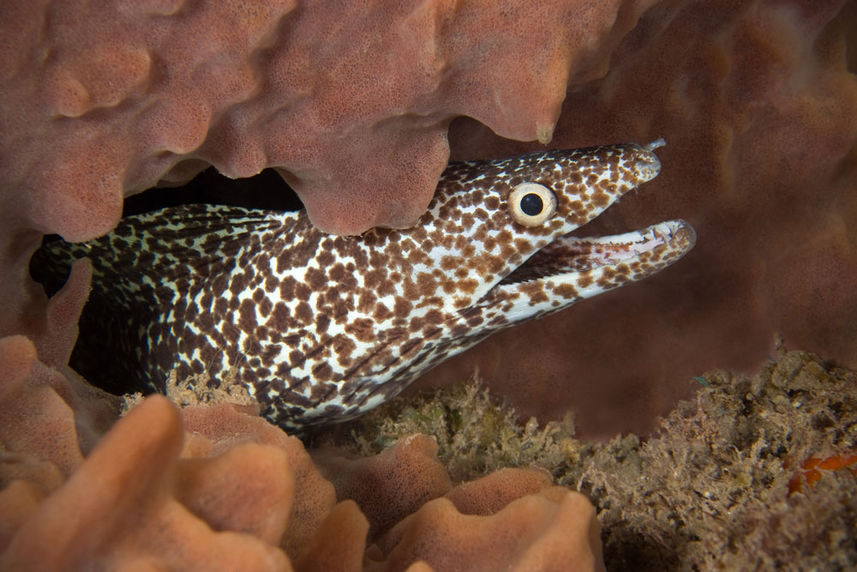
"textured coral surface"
0,339,604,570
0,0,653,356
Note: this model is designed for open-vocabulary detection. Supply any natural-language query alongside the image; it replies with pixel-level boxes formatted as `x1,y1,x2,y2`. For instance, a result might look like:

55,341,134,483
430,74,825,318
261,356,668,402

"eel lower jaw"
496,219,697,290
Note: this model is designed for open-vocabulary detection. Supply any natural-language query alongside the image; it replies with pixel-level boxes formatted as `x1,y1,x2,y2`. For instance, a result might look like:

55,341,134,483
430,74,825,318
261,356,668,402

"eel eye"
508,182,557,227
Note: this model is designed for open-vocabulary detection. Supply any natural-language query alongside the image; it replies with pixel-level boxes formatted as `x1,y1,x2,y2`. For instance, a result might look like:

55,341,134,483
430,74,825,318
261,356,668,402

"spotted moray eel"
33,141,695,429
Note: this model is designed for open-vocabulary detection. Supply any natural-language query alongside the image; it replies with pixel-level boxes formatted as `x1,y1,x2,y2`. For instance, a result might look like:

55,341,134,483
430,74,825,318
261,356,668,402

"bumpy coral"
372,483,603,572
0,338,604,570
2,395,294,570
0,0,654,351
314,434,454,537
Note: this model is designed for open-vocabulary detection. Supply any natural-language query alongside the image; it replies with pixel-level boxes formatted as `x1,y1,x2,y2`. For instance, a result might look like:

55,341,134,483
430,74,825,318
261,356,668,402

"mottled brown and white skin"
33,141,696,429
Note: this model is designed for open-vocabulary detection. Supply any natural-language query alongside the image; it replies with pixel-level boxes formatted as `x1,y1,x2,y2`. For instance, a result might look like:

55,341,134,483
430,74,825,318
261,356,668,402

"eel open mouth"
499,219,696,287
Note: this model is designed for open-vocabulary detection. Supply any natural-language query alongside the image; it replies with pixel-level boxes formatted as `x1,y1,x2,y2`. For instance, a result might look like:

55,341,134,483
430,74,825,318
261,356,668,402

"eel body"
33,142,696,429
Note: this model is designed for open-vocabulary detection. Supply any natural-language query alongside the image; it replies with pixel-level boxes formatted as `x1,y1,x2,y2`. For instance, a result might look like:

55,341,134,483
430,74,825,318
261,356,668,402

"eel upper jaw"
488,219,696,302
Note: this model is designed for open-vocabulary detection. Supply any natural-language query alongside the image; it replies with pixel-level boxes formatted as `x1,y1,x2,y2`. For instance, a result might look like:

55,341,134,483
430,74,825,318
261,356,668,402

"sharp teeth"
495,219,693,289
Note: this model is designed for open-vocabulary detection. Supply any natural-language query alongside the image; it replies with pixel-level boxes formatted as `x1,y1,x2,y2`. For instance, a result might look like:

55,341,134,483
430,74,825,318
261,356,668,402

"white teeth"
572,219,693,250
493,219,696,288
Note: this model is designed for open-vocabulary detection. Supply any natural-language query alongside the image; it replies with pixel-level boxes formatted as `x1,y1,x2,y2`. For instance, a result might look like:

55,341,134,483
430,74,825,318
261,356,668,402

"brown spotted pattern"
32,142,695,429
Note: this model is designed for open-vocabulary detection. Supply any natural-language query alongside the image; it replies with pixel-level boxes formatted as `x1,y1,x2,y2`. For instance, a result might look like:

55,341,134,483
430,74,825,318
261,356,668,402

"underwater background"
2,0,856,569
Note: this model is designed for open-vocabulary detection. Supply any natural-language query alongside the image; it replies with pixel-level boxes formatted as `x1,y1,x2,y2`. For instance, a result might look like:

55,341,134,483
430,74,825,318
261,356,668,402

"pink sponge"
0,0,652,360
0,340,603,570
0,0,642,238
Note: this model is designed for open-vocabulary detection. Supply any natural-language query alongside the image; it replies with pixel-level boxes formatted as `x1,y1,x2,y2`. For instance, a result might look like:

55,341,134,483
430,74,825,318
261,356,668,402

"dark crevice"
123,166,303,217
